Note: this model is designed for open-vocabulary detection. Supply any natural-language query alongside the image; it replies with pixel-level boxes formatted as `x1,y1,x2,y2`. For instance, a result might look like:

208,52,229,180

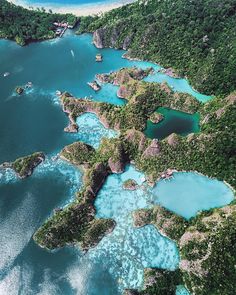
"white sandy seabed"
7,0,135,16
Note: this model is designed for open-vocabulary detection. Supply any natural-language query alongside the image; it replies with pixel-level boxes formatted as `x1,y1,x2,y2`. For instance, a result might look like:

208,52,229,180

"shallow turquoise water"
144,107,200,140
93,165,179,291
153,172,234,220
76,113,118,148
144,72,212,102
176,285,190,295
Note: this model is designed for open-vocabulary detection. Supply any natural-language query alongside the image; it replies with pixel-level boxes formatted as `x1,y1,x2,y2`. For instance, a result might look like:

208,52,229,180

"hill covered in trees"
0,0,76,45
78,0,236,96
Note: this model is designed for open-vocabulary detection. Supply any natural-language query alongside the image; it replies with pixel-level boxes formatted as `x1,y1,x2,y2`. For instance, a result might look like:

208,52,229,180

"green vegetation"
133,206,188,241
123,179,138,190
12,152,45,178
125,269,182,295
149,112,164,124
78,0,236,96
139,269,182,295
60,141,96,166
0,0,77,45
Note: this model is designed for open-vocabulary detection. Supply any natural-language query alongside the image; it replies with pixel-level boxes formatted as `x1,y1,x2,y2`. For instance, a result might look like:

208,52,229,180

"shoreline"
7,0,135,16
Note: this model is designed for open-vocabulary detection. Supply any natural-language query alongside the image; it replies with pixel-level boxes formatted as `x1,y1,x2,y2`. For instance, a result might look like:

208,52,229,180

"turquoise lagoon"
144,107,200,140
153,172,234,220
0,32,230,294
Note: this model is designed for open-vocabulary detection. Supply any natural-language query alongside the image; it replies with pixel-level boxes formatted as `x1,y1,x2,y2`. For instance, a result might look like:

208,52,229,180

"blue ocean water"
0,32,228,294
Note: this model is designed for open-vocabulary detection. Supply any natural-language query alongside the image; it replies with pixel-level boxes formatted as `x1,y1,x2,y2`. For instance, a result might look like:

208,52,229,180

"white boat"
3,72,10,77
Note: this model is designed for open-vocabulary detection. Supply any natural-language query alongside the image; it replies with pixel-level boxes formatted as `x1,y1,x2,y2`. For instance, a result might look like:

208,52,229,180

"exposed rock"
96,73,112,83
133,209,152,228
64,123,78,133
95,53,103,62
108,146,127,174
117,85,131,99
122,35,133,50
87,80,101,91
93,28,106,48
125,129,147,152
0,161,12,169
201,114,211,124
15,86,24,95
161,67,180,78
215,107,225,118
142,139,161,158
166,133,179,146
108,157,125,173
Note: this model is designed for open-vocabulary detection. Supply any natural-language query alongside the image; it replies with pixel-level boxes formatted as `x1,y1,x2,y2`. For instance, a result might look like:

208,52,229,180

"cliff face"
93,27,132,50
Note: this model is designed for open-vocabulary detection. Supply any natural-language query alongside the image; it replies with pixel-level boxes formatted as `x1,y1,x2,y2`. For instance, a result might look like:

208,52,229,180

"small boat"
3,72,10,77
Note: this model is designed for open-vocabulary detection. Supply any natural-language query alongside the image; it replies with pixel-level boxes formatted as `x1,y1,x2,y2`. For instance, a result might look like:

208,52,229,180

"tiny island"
0,152,45,178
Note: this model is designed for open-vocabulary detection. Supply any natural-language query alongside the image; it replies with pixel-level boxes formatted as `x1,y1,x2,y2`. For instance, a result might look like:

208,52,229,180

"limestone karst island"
0,0,235,294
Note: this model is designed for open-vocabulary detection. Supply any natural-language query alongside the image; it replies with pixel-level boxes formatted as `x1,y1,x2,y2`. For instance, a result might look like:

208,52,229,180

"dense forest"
0,0,76,45
78,0,236,96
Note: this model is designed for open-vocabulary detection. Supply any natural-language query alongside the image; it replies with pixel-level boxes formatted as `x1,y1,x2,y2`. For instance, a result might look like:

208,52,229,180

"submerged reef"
0,152,45,179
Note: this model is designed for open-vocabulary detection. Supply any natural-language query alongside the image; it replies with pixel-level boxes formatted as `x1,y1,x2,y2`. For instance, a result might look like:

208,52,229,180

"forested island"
0,0,77,45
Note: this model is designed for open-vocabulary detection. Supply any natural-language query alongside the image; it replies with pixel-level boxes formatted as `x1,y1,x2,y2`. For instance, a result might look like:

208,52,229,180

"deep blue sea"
0,32,230,295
